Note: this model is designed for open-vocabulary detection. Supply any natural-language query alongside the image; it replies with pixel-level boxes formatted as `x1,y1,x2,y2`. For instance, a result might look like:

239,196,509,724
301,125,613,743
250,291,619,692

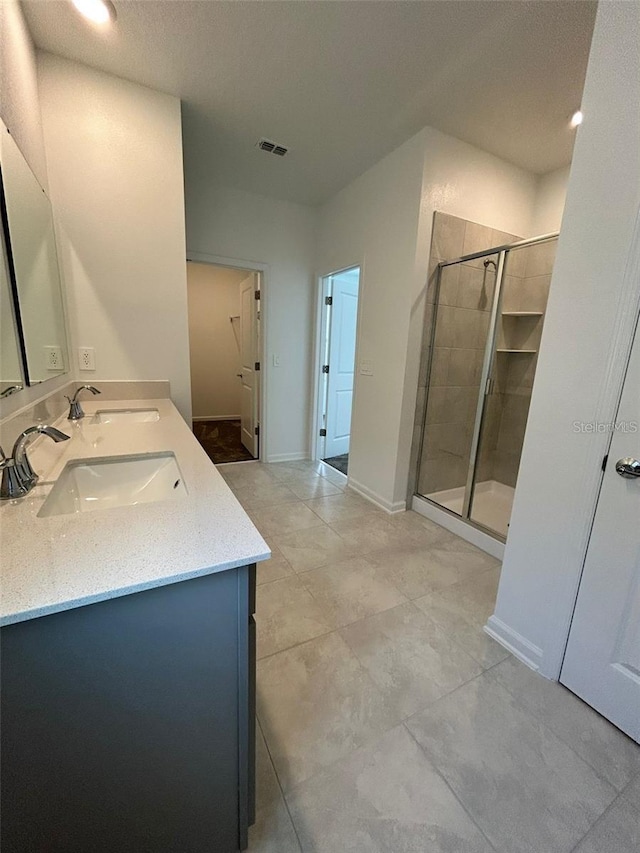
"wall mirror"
0,124,68,388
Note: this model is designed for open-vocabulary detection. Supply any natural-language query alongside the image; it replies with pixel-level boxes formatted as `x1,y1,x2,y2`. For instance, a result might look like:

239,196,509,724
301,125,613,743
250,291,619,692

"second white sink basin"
93,408,160,424
38,452,187,518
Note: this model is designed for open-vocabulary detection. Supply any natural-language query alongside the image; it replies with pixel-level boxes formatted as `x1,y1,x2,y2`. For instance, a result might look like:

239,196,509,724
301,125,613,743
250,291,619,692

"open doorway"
186,261,261,464
316,266,361,476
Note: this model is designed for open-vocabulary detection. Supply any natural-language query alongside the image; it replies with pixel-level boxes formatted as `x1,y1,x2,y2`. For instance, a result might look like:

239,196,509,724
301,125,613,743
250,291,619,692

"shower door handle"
615,457,640,479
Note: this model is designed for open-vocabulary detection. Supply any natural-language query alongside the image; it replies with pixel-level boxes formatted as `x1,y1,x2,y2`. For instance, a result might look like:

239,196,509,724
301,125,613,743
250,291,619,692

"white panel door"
324,271,359,458
239,273,259,457
561,315,640,741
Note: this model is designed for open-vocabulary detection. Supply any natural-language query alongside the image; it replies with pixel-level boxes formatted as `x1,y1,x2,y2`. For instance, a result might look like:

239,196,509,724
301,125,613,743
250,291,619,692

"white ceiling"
23,0,596,206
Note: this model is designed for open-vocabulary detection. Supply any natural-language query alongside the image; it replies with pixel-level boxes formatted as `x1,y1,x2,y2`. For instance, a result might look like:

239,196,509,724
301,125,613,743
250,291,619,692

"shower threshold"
425,480,514,539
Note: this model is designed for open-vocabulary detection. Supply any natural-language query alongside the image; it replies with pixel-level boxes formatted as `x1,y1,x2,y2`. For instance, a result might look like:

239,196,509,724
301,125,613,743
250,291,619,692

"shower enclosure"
415,232,558,541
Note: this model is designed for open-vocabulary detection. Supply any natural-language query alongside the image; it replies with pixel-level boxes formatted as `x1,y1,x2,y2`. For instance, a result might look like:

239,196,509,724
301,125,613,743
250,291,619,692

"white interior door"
561,314,640,741
324,269,359,459
239,273,259,457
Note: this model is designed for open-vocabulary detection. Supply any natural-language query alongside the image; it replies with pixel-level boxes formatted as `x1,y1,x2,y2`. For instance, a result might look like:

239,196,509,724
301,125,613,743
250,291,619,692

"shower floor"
425,480,515,538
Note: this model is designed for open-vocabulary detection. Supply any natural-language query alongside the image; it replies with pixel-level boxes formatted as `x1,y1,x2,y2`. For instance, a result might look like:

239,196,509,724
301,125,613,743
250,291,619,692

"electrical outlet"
78,347,96,371
272,354,281,367
359,359,373,376
44,346,64,371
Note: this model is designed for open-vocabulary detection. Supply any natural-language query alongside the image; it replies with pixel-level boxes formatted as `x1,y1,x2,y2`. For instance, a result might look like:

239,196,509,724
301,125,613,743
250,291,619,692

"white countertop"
0,398,270,626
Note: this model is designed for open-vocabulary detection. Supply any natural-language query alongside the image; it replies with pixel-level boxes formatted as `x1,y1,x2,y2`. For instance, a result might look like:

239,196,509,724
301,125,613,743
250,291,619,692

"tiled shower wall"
410,213,521,498
482,239,556,487
410,212,556,502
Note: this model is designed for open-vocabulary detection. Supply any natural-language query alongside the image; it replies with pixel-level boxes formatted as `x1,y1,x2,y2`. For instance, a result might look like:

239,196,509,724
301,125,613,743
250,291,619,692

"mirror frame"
0,125,69,392
0,168,31,388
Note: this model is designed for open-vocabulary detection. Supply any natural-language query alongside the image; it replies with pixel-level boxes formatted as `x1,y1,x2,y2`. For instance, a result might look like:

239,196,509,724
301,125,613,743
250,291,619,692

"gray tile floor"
219,460,640,853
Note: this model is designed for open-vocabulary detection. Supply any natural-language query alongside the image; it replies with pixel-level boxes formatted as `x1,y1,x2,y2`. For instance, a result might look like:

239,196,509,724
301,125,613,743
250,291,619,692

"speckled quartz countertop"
0,398,269,626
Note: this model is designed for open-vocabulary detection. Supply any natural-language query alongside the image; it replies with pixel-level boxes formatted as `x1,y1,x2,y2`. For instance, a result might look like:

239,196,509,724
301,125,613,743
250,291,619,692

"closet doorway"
186,260,262,464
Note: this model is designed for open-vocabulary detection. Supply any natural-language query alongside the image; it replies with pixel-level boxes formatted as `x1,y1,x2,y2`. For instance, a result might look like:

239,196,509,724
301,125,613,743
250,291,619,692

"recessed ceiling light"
71,0,117,24
570,110,583,129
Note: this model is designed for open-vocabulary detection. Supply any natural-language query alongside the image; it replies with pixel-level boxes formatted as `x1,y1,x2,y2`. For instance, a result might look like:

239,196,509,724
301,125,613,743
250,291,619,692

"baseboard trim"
192,415,241,422
347,477,406,515
411,495,504,559
264,452,309,463
484,615,544,672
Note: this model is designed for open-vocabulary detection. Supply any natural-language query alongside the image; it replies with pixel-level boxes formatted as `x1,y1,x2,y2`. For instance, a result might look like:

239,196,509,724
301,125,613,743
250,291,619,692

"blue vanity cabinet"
1,565,257,852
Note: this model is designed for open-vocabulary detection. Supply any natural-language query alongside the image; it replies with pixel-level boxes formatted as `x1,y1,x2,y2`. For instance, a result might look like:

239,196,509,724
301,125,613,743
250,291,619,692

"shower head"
484,259,497,271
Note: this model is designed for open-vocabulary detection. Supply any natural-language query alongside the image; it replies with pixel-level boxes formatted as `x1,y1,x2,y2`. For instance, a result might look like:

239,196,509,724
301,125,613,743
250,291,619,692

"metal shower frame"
416,231,559,540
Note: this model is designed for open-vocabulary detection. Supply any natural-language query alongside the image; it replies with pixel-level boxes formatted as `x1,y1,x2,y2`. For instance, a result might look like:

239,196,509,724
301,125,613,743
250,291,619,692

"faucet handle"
68,385,100,420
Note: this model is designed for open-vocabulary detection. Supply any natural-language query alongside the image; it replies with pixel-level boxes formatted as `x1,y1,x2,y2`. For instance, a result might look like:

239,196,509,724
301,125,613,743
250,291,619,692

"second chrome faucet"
66,385,101,420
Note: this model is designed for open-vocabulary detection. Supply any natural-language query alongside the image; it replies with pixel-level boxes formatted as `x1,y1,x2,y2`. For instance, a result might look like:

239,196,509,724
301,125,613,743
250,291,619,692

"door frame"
187,251,268,462
311,262,364,474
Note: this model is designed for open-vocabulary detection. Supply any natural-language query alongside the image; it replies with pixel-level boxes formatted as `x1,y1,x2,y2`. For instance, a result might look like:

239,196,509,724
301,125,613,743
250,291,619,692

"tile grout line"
255,715,304,853
400,680,503,853
255,528,503,661
241,461,520,849
259,631,410,810
256,625,337,664
259,618,495,809
336,600,490,721
482,663,634,797
463,668,620,830
565,784,630,853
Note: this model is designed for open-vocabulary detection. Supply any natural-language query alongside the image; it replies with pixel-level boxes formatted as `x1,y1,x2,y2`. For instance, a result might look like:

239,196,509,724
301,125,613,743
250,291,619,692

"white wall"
185,185,317,462
317,132,425,508
531,166,571,235
187,263,245,420
317,125,538,509
0,0,48,190
489,0,640,678
37,53,192,422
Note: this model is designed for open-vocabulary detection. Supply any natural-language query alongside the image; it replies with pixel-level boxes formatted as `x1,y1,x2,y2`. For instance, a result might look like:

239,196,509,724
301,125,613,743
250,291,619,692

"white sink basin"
38,452,187,518
93,408,160,424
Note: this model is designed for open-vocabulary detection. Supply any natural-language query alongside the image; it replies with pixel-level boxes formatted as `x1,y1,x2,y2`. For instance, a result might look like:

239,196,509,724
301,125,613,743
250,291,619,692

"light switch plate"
359,359,373,376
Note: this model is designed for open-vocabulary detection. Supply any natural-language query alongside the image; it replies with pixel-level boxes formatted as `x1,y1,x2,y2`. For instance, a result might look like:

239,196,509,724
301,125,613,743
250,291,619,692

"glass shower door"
468,238,557,537
416,253,500,516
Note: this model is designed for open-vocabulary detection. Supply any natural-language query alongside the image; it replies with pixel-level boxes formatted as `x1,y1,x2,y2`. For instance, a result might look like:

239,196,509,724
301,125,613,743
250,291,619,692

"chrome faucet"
0,385,23,398
66,385,101,420
0,425,70,500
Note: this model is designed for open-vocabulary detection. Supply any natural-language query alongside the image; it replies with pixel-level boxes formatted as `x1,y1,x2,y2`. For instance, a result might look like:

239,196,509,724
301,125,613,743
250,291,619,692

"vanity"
1,398,268,852
1,76,268,852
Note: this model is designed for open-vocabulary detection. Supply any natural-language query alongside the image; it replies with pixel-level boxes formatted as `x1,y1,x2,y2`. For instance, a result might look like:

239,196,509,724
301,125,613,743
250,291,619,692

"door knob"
615,457,640,478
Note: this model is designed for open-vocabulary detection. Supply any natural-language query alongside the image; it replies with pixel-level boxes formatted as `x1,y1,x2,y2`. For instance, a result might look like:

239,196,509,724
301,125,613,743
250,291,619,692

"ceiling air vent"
257,138,289,157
